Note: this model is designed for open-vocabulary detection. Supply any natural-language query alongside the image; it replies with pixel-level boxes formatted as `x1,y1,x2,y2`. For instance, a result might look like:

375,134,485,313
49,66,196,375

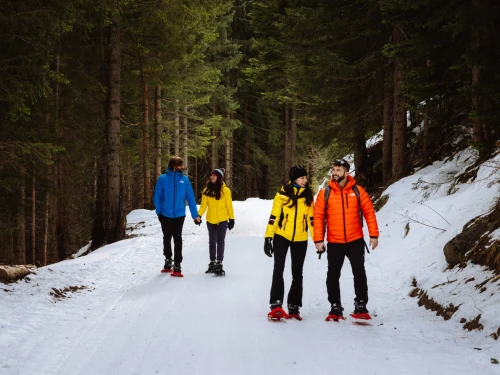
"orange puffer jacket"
313,175,379,243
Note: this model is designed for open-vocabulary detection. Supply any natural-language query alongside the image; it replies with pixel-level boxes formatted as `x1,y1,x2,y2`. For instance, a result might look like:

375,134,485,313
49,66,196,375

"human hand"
264,238,273,257
228,219,235,230
370,237,378,250
194,217,202,226
315,242,325,253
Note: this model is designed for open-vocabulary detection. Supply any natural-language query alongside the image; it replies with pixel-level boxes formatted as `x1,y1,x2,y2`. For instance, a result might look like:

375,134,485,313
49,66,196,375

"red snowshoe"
268,307,288,321
161,268,172,274
286,314,302,321
349,313,372,320
170,263,183,277
325,314,346,322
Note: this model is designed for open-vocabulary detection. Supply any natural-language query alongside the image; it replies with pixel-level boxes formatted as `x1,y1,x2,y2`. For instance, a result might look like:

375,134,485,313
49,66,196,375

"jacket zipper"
341,188,347,242
291,189,299,241
173,173,176,218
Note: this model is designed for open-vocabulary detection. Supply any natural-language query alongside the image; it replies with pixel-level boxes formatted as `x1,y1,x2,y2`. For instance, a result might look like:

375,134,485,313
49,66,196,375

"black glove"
194,217,202,226
228,219,235,230
264,237,273,257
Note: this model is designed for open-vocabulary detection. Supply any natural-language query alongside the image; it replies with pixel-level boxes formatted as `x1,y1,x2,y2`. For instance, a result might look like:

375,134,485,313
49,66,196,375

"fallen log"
0,265,35,282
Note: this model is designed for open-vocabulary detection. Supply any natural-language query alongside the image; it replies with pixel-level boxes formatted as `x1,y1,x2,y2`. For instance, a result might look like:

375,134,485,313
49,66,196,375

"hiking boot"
288,304,300,316
172,262,181,274
213,261,225,276
163,258,173,272
329,302,344,317
205,261,215,274
354,300,369,314
270,300,283,310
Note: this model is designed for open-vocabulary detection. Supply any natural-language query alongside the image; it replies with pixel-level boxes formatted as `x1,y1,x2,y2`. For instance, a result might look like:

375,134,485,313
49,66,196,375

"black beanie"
289,165,307,182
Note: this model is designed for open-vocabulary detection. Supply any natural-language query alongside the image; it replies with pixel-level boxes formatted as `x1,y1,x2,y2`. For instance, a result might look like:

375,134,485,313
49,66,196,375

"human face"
331,165,346,183
175,164,184,173
210,174,218,183
294,175,307,187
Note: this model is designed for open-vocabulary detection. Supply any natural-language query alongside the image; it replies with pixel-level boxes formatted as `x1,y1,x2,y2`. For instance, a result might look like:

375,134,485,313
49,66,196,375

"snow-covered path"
1,199,499,375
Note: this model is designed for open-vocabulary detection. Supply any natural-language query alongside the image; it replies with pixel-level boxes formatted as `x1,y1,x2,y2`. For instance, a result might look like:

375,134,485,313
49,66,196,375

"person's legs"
326,242,347,305
215,221,228,262
269,234,289,305
287,241,307,307
159,215,174,260
346,238,368,304
172,216,186,264
207,222,217,261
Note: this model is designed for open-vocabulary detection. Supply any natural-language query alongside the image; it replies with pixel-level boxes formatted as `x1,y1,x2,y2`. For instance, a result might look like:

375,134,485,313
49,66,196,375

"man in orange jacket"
314,159,379,319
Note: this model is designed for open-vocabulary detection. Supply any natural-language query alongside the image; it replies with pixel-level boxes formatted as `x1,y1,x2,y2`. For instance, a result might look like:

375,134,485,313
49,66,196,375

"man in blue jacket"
154,157,201,274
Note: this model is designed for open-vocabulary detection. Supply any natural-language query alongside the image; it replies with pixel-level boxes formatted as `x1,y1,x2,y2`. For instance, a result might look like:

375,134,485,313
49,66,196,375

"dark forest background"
1,0,499,266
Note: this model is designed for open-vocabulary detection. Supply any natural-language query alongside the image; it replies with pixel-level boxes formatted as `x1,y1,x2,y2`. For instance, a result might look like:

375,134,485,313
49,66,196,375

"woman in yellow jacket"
264,165,314,319
198,168,235,276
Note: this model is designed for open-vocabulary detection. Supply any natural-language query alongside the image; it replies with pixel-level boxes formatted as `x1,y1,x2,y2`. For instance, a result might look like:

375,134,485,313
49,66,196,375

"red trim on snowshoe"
285,314,302,321
268,307,288,321
350,313,372,320
170,271,184,277
161,268,172,273
325,314,346,322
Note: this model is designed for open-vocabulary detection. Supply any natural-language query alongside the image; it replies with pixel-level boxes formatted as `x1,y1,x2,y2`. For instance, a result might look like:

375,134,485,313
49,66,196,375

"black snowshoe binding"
171,262,183,277
286,304,302,321
326,303,345,322
350,300,371,320
205,261,215,274
213,261,225,276
161,258,173,273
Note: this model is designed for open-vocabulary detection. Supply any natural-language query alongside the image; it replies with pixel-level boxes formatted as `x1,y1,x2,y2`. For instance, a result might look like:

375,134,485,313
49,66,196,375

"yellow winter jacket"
198,183,235,224
264,185,314,242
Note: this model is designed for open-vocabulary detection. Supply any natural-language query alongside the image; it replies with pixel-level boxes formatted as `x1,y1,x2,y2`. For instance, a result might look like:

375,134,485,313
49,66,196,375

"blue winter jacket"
153,169,199,219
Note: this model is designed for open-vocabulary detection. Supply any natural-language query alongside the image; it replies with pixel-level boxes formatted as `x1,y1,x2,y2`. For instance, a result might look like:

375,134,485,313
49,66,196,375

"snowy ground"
1,149,500,375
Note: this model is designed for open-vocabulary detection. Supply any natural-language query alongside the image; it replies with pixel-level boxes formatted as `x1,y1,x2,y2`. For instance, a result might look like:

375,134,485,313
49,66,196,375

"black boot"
173,262,182,274
213,261,225,276
329,302,344,317
270,300,283,310
354,300,369,314
205,261,215,274
163,258,172,272
288,304,300,316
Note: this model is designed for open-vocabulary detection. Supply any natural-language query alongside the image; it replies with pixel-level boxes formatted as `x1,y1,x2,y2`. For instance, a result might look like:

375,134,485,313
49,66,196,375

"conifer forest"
1,0,499,266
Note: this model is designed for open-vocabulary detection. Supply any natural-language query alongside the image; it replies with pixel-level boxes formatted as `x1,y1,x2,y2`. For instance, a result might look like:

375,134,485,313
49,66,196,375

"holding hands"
194,216,202,226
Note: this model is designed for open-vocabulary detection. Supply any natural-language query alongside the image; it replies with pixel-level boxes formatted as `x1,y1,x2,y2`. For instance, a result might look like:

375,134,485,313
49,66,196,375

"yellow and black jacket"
198,183,235,224
264,185,314,242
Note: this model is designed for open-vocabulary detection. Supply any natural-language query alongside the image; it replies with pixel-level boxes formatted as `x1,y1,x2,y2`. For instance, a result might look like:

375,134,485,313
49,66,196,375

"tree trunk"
31,172,36,265
290,102,297,166
353,120,368,186
211,123,217,170
174,99,180,156
154,86,162,180
42,193,48,266
283,102,290,181
225,133,233,188
183,104,189,174
140,66,151,209
105,12,123,244
391,24,408,181
471,0,488,151
15,171,26,265
382,67,393,183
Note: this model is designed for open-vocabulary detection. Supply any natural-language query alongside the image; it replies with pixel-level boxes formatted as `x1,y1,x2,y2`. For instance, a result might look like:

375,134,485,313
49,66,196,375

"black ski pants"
207,221,228,262
158,215,185,264
269,234,307,307
326,238,368,306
